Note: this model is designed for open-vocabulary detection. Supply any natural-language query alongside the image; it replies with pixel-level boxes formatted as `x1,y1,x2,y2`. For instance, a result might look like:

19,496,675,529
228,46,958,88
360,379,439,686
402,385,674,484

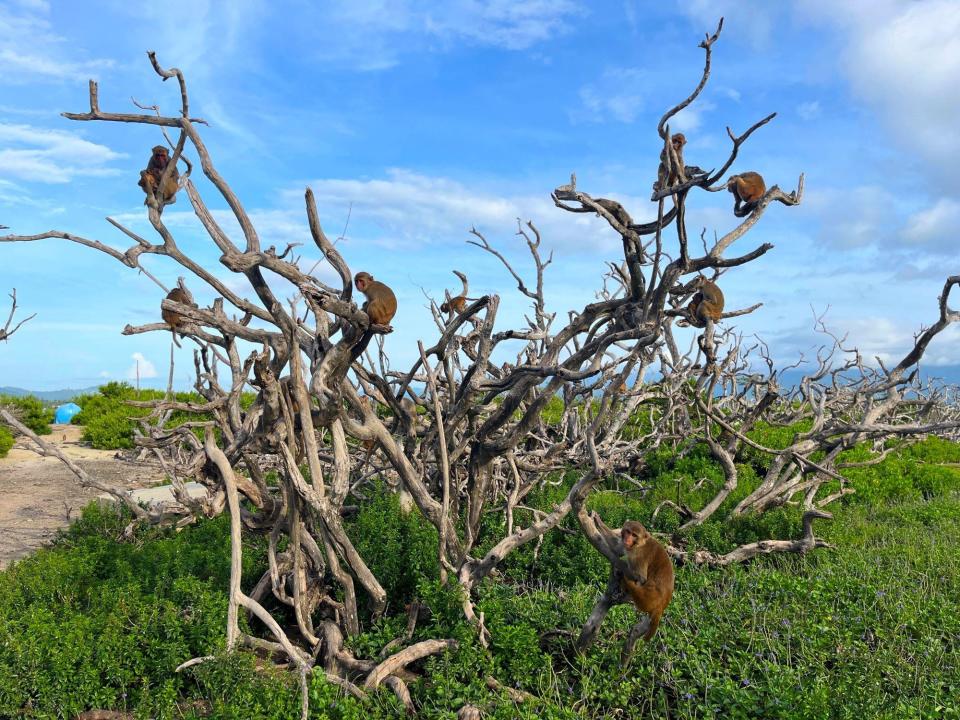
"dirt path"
0,424,165,569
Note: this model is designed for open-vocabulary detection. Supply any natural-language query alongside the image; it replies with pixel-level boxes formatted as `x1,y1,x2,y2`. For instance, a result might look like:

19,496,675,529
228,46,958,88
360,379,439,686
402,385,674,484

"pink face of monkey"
355,272,373,292
621,521,649,550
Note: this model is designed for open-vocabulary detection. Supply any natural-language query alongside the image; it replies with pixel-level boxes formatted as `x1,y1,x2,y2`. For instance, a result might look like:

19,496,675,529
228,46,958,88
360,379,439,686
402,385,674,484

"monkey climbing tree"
3,19,960,718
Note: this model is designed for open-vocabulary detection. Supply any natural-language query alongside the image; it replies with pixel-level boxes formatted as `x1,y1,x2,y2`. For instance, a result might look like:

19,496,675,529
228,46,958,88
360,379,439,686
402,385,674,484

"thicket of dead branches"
2,20,959,716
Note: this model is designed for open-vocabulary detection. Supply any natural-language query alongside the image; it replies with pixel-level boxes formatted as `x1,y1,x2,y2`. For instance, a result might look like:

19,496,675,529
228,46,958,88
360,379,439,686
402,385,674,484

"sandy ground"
0,424,165,569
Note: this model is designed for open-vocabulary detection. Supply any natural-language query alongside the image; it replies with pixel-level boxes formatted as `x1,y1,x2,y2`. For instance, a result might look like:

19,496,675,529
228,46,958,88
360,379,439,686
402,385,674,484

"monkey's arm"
630,553,650,585
615,556,643,583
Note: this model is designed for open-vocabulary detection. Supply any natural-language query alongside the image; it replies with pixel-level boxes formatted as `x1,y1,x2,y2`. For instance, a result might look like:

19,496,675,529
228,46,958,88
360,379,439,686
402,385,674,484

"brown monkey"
161,286,197,331
684,276,724,329
728,171,765,217
351,272,397,360
655,133,687,194
593,198,633,229
620,520,674,641
440,270,468,314
138,145,179,207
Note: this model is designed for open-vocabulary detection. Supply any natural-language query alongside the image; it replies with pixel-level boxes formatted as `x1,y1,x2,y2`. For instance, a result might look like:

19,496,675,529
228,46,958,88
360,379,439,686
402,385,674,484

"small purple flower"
741,678,751,687
683,693,695,700
780,618,791,627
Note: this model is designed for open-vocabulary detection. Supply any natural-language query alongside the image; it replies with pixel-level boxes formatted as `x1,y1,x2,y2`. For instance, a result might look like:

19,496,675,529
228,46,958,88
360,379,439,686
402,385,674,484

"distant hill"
0,386,100,403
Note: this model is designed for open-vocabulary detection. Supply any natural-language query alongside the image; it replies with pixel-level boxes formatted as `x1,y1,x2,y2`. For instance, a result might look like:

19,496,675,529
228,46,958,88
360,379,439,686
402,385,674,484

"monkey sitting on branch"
161,285,197,347
653,132,687,198
440,270,469,315
679,275,724,329
727,171,765,217
351,271,397,361
574,511,676,662
620,520,674,644
138,145,180,210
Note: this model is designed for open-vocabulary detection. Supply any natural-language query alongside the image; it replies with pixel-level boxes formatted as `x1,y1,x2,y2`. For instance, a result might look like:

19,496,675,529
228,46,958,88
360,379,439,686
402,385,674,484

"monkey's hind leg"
620,616,653,666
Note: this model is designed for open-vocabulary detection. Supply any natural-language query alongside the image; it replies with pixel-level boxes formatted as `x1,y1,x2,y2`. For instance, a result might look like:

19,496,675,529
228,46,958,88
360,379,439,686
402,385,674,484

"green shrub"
68,382,255,449
1,428,959,719
0,393,54,435
0,425,12,458
348,488,441,607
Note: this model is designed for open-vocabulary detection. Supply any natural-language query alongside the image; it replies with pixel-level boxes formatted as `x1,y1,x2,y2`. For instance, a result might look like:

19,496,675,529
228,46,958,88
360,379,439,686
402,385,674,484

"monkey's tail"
644,611,662,641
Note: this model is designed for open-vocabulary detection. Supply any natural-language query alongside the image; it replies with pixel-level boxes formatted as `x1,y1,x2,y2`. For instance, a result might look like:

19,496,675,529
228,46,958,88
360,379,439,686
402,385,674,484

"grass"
0,436,958,718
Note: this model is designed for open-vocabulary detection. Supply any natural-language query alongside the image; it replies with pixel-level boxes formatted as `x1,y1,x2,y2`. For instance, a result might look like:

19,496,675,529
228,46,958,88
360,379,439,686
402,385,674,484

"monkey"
619,520,674,641
682,276,724,329
654,133,687,195
161,286,198,339
440,270,469,314
728,171,765,217
351,271,397,361
138,145,180,208
593,198,633,229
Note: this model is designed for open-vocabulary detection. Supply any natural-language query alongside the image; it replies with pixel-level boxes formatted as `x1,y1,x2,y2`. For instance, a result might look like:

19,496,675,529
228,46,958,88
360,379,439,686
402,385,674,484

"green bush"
69,382,256,449
0,393,54,435
348,487,441,607
0,425,12,458
1,425,959,719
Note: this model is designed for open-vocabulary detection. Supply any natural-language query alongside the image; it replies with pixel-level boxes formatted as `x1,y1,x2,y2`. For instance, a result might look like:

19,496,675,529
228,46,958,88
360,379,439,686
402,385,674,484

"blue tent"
54,402,81,424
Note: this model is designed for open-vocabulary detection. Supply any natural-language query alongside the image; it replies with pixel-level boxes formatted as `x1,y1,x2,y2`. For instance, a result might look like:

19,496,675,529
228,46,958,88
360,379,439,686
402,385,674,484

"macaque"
655,133,687,194
684,276,724,329
620,520,674,641
728,171,765,217
138,145,180,208
440,270,469,314
161,286,197,331
351,271,397,361
593,198,633,229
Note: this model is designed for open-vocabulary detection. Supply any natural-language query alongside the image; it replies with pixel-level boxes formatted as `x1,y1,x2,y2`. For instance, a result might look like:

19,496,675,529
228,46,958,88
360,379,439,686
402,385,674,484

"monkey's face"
671,134,686,150
621,522,649,549
153,149,169,167
355,272,372,292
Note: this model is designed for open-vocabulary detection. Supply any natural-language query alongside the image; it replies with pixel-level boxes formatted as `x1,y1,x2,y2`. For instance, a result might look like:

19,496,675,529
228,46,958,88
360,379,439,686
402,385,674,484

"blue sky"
1,0,958,390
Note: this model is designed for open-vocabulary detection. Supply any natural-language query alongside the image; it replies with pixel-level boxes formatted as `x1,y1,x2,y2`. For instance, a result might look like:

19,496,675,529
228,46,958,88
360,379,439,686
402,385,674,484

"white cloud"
98,370,111,378
126,352,157,380
670,102,715,134
799,1,960,184
423,0,583,50
307,0,583,70
127,0,265,77
838,316,960,368
797,101,821,121
901,199,960,254
0,123,125,183
299,168,627,254
720,87,742,103
804,185,899,250
675,0,780,48
574,68,649,124
0,3,114,83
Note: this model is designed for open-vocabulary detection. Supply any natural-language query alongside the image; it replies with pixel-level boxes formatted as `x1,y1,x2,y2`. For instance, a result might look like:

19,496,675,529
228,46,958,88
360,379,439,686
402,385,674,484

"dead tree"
2,20,958,714
0,288,35,342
